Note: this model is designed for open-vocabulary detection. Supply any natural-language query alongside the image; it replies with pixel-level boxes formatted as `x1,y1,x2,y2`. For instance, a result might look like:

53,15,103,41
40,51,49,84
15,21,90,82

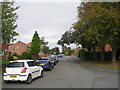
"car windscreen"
38,57,49,60
7,62,24,67
37,60,49,62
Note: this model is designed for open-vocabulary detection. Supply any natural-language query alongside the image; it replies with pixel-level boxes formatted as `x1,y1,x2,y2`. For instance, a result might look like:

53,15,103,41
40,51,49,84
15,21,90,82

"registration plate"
10,76,17,78
40,64,45,66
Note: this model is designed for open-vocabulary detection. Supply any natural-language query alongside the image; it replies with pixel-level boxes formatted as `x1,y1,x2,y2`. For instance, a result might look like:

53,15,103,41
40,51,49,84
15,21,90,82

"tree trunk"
101,45,105,62
112,45,117,64
93,47,97,61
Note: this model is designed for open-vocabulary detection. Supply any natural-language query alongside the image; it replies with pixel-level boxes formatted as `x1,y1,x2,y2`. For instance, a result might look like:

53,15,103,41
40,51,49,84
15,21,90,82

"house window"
17,46,19,49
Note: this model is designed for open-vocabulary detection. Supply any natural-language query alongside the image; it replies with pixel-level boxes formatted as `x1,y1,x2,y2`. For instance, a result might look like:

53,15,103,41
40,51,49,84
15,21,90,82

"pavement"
2,56,119,88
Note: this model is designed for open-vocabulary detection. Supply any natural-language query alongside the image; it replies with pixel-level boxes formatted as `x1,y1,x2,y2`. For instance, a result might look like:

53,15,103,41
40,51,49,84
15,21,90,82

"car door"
31,61,41,78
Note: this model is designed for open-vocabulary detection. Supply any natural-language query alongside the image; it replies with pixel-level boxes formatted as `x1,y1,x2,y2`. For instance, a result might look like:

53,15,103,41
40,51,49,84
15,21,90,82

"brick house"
9,41,45,56
105,44,112,52
9,41,28,55
73,47,81,56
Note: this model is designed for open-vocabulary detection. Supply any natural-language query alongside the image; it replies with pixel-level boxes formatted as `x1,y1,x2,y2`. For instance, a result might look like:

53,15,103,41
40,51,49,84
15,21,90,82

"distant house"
105,44,112,52
9,41,28,55
73,47,81,56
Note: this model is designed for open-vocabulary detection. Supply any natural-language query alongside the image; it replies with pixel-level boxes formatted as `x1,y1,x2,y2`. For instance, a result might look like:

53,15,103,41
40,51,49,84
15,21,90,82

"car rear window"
7,62,24,67
37,60,48,62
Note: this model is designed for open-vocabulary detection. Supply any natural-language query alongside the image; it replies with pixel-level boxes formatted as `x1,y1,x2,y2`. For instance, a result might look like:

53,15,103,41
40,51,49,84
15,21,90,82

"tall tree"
73,2,120,64
2,1,19,44
42,46,50,54
30,31,41,60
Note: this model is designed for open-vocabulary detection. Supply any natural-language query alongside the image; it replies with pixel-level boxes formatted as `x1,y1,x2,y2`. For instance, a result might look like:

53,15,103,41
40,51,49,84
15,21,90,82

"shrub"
8,55,14,61
20,52,32,59
78,49,86,59
104,51,112,60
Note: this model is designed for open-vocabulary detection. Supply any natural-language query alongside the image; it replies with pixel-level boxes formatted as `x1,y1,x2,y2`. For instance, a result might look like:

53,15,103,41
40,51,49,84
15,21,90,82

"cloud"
15,0,81,2
14,2,80,51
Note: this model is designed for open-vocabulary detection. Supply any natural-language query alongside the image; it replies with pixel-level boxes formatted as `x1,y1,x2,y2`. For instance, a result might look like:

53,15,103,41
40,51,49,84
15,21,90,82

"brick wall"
9,41,27,55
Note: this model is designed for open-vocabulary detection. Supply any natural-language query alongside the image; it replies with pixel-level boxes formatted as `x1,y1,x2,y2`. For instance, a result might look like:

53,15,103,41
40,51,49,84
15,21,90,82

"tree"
30,31,41,60
73,2,120,64
42,46,50,54
1,1,19,44
40,37,48,46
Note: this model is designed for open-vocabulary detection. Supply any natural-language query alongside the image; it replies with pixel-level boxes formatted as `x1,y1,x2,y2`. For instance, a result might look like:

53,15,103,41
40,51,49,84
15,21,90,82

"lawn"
95,64,120,70
88,60,120,70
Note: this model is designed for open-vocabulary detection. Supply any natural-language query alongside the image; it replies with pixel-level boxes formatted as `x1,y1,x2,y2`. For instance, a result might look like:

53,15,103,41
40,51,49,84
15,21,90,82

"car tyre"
26,74,32,84
4,81,9,84
49,66,52,71
40,71,44,78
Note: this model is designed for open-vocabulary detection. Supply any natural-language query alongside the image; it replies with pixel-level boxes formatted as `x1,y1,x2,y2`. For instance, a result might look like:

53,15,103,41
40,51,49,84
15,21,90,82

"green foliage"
73,2,120,63
78,50,113,61
8,55,13,61
20,52,31,59
78,50,86,59
30,31,41,60
1,1,20,44
42,46,49,54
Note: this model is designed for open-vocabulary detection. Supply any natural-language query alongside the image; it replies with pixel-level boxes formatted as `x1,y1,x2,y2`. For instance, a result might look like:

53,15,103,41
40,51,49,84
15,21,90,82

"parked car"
36,57,54,71
3,60,44,84
57,54,64,58
49,55,57,66
54,55,59,63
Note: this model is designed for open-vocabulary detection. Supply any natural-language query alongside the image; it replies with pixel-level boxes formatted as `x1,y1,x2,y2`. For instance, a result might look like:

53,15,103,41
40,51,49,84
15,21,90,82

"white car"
3,60,44,84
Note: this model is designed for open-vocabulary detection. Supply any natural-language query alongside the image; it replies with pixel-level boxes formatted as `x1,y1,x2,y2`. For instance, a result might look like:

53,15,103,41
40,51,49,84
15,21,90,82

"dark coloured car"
36,57,54,71
57,54,64,58
49,55,58,66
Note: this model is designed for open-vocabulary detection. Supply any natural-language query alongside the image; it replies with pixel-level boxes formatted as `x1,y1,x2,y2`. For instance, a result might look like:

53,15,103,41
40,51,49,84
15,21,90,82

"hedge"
78,50,114,61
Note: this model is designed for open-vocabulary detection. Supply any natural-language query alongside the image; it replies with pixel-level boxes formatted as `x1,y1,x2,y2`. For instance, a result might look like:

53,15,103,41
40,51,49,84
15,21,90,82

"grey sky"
14,2,81,51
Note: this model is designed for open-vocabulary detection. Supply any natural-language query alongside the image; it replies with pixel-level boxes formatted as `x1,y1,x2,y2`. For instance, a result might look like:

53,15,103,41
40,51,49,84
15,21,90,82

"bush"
8,55,14,61
78,50,113,61
104,51,112,60
85,51,93,60
78,50,86,59
20,52,31,59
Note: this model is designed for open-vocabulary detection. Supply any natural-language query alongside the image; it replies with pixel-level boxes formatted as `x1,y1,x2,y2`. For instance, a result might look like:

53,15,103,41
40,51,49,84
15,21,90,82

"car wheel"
49,66,52,71
40,71,44,78
26,74,32,84
54,63,56,66
4,81,9,84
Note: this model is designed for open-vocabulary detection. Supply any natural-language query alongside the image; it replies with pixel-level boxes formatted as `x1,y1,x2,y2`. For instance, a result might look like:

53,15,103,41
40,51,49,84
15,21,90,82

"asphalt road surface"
2,56,119,88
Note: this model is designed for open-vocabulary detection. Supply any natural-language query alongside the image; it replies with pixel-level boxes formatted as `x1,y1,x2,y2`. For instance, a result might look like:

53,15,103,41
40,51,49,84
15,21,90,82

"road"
2,56,119,88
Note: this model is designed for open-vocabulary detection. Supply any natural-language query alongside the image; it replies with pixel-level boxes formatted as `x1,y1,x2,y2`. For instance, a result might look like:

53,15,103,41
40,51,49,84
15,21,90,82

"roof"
10,60,34,62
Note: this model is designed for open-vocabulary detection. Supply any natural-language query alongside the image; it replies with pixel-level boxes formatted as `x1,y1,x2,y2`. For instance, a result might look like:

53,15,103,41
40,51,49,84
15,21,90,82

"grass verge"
87,60,120,70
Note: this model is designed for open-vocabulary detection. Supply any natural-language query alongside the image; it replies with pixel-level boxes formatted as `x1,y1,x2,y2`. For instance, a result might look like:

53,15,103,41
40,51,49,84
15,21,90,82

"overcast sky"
14,1,81,52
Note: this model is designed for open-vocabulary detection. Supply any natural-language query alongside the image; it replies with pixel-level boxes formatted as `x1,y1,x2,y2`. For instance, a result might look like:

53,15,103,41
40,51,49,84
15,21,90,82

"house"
73,47,81,56
105,44,112,52
9,41,28,55
9,41,45,56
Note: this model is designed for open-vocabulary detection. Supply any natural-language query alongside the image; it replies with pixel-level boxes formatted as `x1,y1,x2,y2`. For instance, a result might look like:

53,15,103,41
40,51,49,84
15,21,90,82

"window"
27,61,36,67
17,46,19,49
7,62,24,67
